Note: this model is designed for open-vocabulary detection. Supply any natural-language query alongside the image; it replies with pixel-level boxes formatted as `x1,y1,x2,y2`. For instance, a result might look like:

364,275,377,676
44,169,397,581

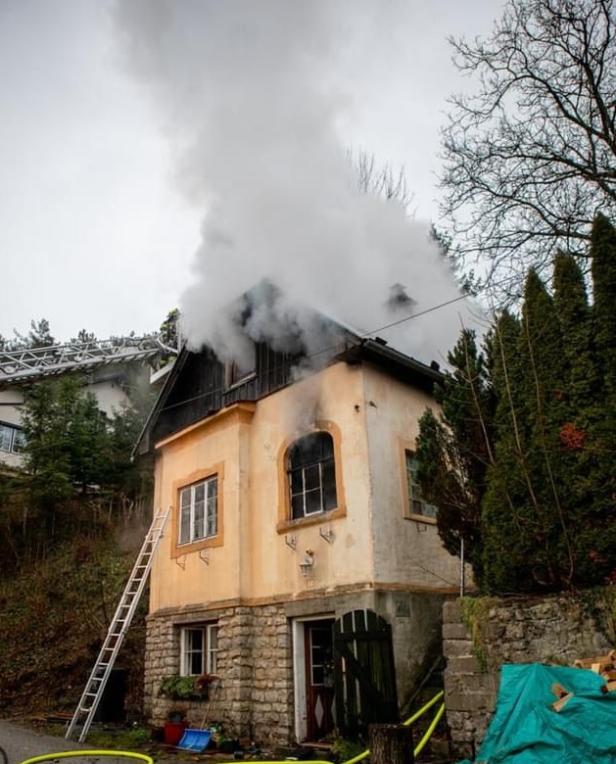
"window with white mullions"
405,450,437,519
180,623,220,676
287,432,337,520
207,623,219,674
0,422,25,454
178,475,218,545
183,627,205,675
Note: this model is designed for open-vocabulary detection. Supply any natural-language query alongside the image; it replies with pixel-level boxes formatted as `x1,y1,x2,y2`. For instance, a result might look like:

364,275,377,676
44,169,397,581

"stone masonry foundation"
144,603,294,747
144,589,448,748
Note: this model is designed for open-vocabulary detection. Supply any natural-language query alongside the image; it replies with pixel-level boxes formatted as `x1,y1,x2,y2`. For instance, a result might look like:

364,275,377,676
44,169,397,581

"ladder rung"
66,509,169,742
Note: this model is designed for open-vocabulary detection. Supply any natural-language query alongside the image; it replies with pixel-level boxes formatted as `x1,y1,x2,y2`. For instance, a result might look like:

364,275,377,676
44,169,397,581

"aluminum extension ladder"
65,507,170,742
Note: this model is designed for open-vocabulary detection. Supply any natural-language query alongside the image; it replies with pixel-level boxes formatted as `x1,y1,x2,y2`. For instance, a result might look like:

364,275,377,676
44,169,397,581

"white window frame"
180,623,220,676
0,422,25,454
287,433,337,520
206,623,219,674
405,449,437,521
178,475,218,546
290,460,331,518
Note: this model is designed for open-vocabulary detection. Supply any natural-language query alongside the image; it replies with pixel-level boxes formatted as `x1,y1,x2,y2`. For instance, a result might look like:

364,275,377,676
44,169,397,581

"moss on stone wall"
460,596,497,672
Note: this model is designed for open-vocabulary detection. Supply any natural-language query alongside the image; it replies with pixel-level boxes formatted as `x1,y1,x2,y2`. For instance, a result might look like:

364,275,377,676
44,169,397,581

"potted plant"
159,673,218,701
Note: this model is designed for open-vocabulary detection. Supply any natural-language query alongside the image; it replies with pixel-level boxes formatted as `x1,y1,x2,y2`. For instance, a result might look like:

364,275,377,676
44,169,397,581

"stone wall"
144,603,294,746
144,589,447,747
443,595,613,759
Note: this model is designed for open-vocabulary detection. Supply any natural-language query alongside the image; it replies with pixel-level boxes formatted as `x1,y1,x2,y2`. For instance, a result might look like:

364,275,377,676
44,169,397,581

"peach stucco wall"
149,359,463,615
361,363,467,590
149,362,374,613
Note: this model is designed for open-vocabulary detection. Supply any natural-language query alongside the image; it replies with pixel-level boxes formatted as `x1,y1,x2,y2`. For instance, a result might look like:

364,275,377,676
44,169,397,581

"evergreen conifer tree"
479,310,546,592
585,214,616,583
591,214,616,394
416,213,616,593
415,329,494,581
553,253,597,411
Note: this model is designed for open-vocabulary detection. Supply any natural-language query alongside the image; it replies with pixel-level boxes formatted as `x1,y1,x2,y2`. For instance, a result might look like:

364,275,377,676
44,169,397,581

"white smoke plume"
114,1,478,368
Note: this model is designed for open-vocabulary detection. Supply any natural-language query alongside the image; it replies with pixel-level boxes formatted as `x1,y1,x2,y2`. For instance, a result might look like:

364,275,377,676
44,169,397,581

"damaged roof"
133,284,443,456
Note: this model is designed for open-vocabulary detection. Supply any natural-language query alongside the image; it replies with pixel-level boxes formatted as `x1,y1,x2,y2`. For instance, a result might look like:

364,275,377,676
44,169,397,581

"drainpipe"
459,538,465,598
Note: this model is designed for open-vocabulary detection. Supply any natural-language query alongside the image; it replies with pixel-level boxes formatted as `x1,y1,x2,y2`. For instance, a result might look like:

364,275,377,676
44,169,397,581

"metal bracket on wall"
199,550,210,565
285,534,297,551
319,526,334,544
174,554,187,570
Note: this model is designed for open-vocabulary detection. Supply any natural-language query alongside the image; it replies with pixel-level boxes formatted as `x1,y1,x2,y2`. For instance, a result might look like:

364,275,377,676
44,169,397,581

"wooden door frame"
291,614,335,743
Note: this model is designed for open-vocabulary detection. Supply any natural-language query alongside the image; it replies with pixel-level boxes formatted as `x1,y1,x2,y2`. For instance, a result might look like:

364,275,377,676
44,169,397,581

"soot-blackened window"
287,432,337,519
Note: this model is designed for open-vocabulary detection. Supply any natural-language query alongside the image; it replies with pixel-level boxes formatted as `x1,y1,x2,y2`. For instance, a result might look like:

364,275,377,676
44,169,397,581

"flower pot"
164,721,187,746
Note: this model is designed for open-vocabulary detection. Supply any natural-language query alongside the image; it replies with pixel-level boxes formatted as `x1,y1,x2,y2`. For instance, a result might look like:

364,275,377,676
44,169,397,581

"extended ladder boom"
0,336,176,385
65,508,169,742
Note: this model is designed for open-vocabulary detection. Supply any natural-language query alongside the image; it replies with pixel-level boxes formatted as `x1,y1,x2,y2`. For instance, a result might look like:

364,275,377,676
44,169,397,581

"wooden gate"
333,609,399,736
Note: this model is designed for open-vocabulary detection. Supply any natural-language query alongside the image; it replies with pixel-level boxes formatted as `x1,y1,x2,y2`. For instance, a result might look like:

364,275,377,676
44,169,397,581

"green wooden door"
333,609,399,736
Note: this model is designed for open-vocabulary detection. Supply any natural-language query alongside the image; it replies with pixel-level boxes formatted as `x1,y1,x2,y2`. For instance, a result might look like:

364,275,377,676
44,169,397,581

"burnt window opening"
225,345,257,389
287,431,337,519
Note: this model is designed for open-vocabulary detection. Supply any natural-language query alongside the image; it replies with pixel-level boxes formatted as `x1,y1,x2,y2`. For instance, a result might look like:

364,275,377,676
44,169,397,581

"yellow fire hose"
339,688,446,764
412,701,445,758
19,751,154,764
19,691,445,764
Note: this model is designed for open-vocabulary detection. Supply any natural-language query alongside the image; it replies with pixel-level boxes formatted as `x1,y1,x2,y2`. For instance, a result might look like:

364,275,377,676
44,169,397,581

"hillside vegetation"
0,527,148,716
0,348,157,718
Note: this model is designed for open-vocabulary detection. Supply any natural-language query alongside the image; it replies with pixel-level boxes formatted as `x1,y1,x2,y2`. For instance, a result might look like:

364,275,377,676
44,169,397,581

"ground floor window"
180,623,219,675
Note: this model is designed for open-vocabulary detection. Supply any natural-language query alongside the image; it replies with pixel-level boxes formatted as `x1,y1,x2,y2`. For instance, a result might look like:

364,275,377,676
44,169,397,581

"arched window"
287,431,337,519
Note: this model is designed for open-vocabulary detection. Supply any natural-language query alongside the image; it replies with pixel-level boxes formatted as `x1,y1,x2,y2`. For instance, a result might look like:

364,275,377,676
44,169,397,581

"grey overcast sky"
0,0,501,343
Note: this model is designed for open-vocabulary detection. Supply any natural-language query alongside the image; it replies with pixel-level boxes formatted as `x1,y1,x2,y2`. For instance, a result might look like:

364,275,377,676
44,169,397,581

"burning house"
113,4,482,746
135,283,465,746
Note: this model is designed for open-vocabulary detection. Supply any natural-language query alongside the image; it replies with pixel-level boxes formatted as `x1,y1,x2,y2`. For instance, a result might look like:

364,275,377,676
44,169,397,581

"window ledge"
276,505,346,534
172,534,223,558
405,513,437,526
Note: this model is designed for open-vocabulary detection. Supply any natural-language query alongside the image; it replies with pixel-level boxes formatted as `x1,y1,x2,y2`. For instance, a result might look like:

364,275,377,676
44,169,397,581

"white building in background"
0,387,27,469
0,337,176,471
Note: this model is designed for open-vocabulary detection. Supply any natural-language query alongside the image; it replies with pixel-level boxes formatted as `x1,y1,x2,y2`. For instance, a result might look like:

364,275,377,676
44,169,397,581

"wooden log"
552,693,574,712
574,654,615,669
551,683,569,699
368,723,415,764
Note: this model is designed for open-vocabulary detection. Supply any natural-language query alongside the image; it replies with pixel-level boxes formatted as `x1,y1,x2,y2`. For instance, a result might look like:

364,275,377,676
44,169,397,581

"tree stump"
368,723,414,764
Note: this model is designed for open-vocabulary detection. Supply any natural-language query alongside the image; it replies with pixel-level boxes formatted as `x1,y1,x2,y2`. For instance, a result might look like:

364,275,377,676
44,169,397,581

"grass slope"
0,532,147,718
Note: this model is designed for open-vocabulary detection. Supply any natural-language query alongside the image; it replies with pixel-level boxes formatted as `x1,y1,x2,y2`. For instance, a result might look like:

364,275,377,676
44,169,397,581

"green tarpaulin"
459,663,616,763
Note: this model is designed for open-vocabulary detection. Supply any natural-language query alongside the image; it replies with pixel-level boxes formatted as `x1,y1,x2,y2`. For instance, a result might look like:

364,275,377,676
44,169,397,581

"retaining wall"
442,594,613,759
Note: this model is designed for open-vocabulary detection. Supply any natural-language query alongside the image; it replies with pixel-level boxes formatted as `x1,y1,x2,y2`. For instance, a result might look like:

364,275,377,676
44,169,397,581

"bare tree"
440,0,616,292
352,149,414,210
